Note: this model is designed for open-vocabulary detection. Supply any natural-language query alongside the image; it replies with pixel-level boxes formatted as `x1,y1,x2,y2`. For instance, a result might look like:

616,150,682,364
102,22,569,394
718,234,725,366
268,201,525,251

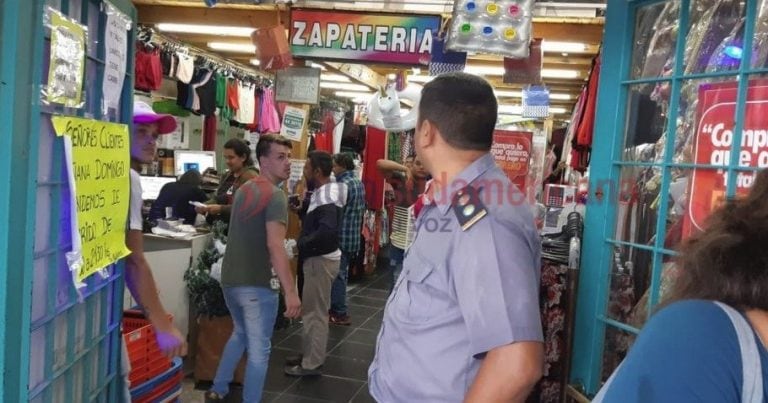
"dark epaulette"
452,185,487,231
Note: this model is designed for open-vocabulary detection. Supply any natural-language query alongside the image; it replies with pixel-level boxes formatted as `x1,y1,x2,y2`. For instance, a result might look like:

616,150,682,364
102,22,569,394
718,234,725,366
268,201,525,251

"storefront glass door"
0,0,136,401
571,0,768,395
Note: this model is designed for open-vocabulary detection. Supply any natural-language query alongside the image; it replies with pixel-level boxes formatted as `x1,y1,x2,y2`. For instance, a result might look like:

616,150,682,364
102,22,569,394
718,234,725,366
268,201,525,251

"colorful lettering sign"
53,116,131,282
290,9,441,65
684,79,768,236
491,130,533,195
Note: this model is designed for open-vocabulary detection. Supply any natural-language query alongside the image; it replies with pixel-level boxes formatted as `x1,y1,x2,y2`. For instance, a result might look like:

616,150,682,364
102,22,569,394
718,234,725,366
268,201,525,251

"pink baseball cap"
133,101,177,135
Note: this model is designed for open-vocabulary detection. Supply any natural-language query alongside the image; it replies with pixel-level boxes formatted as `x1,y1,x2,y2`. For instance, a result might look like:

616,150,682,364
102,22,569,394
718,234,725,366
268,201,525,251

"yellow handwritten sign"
53,116,131,281
47,8,86,107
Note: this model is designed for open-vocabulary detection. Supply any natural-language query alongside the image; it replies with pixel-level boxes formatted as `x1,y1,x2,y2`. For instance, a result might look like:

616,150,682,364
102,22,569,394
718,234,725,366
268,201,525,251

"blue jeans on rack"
211,286,278,402
330,251,352,316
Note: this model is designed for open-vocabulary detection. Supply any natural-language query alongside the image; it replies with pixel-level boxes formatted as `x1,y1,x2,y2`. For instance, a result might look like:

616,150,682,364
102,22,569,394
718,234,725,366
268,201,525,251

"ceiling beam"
133,0,280,11
136,5,286,27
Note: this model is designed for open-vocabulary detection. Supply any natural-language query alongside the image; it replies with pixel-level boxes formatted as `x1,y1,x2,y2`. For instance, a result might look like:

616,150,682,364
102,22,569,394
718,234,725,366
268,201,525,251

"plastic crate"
131,357,183,403
123,310,173,386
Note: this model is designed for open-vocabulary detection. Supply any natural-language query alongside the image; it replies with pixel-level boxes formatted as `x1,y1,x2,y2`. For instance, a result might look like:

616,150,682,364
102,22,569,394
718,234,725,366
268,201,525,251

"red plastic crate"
123,310,173,386
134,369,183,403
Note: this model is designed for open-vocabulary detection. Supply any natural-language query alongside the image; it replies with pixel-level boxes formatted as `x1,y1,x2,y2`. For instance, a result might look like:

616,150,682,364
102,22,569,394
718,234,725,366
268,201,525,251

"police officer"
368,72,544,402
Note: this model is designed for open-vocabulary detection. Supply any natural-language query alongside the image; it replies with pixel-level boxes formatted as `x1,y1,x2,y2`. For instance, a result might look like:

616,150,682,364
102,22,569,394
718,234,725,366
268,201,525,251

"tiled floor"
180,267,392,403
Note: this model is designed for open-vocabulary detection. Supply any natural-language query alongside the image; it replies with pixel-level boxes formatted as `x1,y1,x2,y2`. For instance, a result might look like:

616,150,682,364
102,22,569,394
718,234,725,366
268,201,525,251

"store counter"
123,232,212,340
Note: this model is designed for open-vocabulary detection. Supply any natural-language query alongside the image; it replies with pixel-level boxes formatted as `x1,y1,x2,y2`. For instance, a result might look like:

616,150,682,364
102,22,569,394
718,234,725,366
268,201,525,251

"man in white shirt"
127,102,186,357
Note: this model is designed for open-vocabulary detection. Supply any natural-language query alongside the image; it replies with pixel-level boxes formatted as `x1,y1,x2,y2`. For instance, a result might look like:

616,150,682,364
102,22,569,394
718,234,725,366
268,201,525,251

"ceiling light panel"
158,23,255,37
207,42,256,53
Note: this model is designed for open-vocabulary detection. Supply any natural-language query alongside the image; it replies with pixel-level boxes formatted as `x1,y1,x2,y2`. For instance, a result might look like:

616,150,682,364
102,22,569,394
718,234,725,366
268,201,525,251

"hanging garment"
387,132,402,162
215,73,227,109
401,130,414,161
246,90,262,132
203,115,217,151
575,54,601,147
314,111,335,152
226,79,239,110
236,82,255,125
175,52,194,84
260,87,281,133
196,73,217,117
134,46,162,91
332,110,345,154
363,127,388,210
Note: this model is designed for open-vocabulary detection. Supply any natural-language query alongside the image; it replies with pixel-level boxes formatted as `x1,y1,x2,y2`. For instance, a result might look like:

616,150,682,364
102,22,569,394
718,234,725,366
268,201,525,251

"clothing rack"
136,25,273,87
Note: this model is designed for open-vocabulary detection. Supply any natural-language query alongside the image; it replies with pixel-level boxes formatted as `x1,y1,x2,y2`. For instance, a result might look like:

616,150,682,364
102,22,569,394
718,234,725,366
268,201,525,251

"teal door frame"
570,0,764,395
0,1,47,401
0,0,137,400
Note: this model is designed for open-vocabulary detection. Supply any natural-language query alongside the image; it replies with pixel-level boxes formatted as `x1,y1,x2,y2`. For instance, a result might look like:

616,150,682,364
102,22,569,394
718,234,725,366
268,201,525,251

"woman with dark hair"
149,169,208,225
196,138,259,224
594,170,768,402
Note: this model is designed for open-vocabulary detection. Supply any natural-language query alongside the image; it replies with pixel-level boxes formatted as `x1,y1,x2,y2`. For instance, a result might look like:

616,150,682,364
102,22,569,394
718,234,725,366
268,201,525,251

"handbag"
592,301,764,403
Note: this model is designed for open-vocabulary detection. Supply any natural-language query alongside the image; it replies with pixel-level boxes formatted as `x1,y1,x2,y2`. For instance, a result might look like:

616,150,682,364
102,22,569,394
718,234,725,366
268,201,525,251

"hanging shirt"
175,52,194,84
215,73,227,109
236,82,255,125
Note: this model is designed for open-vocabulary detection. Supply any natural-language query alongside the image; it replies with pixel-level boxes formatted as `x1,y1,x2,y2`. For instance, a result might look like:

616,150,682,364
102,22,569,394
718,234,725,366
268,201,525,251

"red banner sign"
684,79,768,235
491,130,533,195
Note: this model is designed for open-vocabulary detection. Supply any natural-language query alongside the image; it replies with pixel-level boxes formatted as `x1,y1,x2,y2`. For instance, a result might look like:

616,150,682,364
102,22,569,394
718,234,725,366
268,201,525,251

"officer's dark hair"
333,153,355,171
418,72,498,151
224,138,254,166
256,134,292,163
307,150,333,177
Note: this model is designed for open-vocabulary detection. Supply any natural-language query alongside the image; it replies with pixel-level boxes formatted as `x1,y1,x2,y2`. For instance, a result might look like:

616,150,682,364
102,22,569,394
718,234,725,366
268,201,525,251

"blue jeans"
211,286,278,402
389,246,405,292
330,251,352,316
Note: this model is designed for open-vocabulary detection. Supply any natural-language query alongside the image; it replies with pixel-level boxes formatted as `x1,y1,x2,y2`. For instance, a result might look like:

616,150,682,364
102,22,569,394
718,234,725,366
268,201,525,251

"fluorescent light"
207,42,256,53
499,105,523,114
321,82,370,92
465,65,580,79
157,23,255,37
495,90,571,101
249,58,260,66
464,65,505,76
335,91,373,101
310,62,327,71
408,75,434,83
498,105,569,115
542,41,588,53
321,74,351,83
542,69,580,79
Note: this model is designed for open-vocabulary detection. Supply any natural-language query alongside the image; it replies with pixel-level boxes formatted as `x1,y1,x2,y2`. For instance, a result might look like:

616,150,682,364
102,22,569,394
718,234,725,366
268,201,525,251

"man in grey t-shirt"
206,135,301,403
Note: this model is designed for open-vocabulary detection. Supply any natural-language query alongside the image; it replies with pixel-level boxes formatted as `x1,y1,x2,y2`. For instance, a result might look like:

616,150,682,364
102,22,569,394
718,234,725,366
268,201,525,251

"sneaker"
284,364,322,377
204,390,225,402
329,313,352,326
285,353,303,366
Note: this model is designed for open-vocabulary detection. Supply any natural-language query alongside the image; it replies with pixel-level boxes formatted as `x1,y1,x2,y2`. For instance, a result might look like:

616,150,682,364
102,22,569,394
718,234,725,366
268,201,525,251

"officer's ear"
417,119,438,150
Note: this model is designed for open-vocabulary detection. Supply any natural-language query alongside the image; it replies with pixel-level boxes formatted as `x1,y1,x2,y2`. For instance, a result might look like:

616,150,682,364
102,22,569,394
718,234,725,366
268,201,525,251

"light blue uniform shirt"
369,153,543,402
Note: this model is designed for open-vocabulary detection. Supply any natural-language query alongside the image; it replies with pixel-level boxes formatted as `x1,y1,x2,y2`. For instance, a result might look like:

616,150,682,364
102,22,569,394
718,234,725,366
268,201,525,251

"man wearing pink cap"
126,101,186,358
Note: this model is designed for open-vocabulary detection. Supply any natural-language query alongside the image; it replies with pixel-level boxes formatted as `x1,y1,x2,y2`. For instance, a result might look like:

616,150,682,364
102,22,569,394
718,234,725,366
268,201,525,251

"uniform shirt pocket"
393,253,437,324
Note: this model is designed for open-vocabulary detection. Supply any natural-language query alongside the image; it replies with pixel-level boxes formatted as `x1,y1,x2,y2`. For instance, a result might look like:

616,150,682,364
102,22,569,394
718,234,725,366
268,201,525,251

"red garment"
227,79,239,110
363,127,388,210
203,115,217,151
246,91,262,132
134,46,162,91
575,54,601,147
314,112,335,152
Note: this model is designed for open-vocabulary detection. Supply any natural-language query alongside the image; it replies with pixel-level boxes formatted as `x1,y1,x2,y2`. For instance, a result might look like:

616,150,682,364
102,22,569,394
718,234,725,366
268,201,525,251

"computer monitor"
174,150,216,176
140,176,176,200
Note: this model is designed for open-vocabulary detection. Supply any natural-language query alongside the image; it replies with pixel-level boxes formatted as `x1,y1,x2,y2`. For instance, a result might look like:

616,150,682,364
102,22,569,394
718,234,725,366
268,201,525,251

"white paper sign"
280,106,307,142
288,159,306,193
102,3,131,113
